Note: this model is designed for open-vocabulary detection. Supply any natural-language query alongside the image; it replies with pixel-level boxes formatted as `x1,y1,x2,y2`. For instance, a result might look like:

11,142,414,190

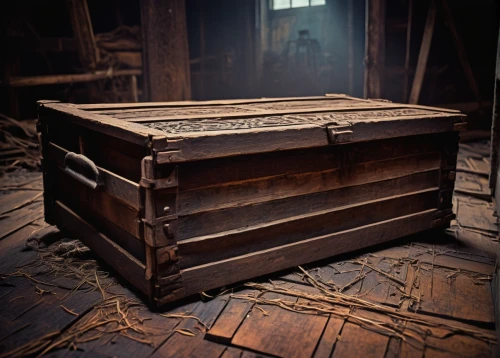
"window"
271,0,326,10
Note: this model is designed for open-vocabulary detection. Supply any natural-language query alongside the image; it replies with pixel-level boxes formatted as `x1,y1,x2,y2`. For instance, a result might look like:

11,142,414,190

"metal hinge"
327,126,354,144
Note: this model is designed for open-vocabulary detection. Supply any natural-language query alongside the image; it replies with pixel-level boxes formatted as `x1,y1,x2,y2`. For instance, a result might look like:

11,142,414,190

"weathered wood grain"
177,152,441,215
205,291,255,344
313,316,345,357
47,142,141,210
179,210,437,295
151,296,228,357
177,133,446,190
177,189,439,269
410,265,495,324
53,201,148,294
155,116,463,163
0,190,43,215
56,167,142,239
39,95,463,307
231,293,328,358
140,0,191,102
74,93,459,112
178,170,439,240
0,201,44,240
45,119,145,182
39,102,166,147
332,322,390,358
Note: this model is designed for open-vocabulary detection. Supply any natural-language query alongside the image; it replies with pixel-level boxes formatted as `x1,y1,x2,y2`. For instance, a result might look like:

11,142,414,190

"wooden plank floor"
0,142,498,358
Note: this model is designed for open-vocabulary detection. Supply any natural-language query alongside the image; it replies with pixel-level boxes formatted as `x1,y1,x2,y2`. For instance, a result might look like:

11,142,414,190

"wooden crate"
37,94,465,305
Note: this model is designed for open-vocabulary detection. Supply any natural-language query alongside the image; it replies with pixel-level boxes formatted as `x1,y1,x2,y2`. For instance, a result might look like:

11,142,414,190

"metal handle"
64,152,102,189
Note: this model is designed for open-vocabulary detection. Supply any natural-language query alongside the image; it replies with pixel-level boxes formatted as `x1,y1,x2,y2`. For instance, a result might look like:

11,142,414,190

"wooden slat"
179,210,437,295
0,221,41,272
75,94,371,110
230,293,328,358
177,152,441,215
409,244,495,276
151,297,228,357
331,322,390,358
157,117,462,163
411,266,495,324
56,167,142,239
178,170,440,240
100,99,380,117
337,115,462,143
39,102,165,148
0,201,44,240
177,189,439,269
160,124,328,163
56,175,146,261
88,97,458,121
47,142,141,210
0,279,103,354
177,133,446,190
76,94,460,113
313,316,345,357
126,104,454,122
53,201,148,294
220,347,245,358
205,296,254,344
0,190,43,215
45,119,145,181
424,330,493,357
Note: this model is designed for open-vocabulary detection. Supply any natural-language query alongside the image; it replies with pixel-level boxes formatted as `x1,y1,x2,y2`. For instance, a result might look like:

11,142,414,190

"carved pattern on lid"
142,108,444,134
109,106,256,119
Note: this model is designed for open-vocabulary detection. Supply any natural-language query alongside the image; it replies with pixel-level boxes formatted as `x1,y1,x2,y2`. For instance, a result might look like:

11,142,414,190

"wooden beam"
364,0,385,99
66,0,99,70
408,0,437,104
140,0,191,101
8,69,141,87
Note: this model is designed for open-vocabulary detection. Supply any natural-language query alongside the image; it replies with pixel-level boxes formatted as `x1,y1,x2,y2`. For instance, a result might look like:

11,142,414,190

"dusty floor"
0,140,498,358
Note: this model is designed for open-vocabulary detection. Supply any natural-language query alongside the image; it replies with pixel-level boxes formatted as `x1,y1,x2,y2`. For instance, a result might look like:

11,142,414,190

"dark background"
0,0,498,130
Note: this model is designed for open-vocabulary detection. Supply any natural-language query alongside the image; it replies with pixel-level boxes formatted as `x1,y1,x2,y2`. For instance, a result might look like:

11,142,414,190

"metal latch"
327,126,354,144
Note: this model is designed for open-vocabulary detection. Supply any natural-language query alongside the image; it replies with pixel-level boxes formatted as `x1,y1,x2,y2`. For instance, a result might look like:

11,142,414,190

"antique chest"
37,94,465,305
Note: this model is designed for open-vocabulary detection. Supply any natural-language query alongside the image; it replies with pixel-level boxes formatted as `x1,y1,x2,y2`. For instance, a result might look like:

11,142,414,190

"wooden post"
490,27,500,196
67,0,103,102
403,0,413,102
347,0,354,95
140,0,191,101
408,0,436,104
256,0,269,87
243,0,256,97
364,0,385,99
199,1,206,99
492,25,500,352
66,0,99,70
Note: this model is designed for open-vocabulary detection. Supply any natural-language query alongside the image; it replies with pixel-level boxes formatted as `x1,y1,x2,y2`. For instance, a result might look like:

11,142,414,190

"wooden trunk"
37,95,465,305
